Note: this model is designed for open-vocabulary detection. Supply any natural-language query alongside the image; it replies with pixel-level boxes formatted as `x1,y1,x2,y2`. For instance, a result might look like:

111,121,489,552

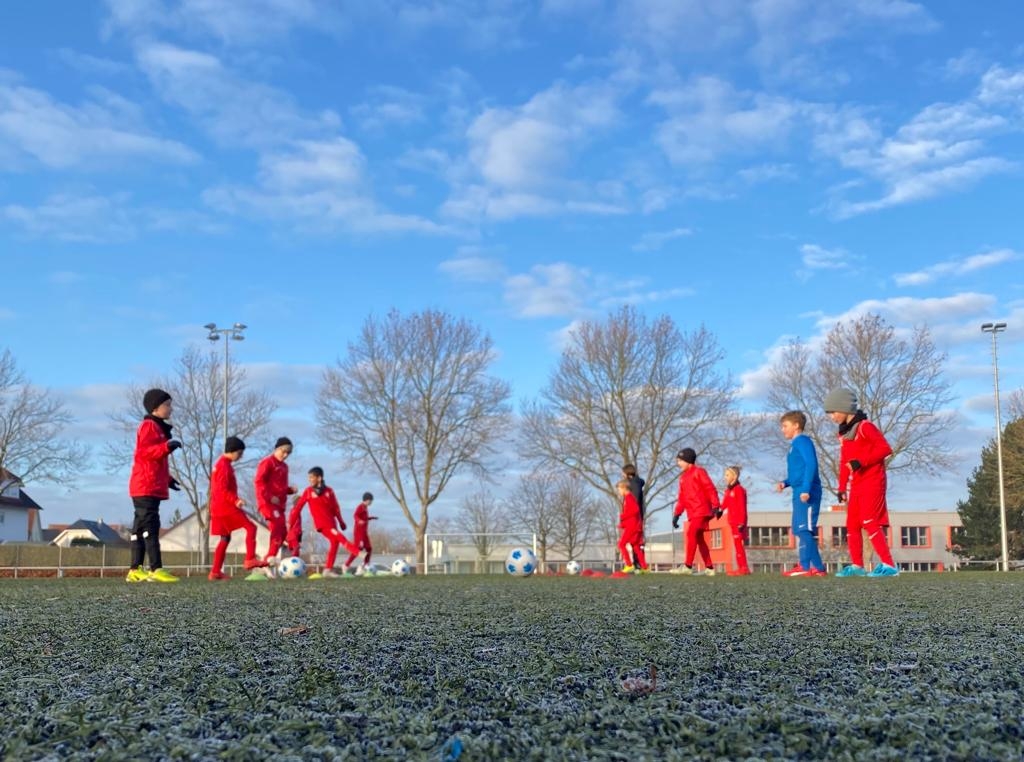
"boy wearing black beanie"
127,388,182,583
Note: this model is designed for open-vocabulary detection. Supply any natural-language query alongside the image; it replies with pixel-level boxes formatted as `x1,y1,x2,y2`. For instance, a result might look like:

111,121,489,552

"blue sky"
1,0,1022,530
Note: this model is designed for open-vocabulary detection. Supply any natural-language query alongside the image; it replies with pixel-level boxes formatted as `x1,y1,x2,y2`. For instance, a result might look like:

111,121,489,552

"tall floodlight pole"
205,323,247,446
980,322,1008,572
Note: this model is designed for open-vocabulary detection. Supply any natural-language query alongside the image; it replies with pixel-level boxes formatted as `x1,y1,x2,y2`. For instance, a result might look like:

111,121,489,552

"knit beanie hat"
143,388,172,414
274,436,293,450
676,448,697,464
225,436,246,453
824,388,858,414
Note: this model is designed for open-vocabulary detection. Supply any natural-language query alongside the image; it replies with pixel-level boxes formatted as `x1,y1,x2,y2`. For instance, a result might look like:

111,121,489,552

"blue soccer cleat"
835,564,867,577
867,563,899,577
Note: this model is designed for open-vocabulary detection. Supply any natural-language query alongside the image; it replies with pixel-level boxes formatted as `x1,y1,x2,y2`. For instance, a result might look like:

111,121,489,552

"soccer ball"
391,559,411,576
505,547,538,577
566,560,582,576
278,556,306,579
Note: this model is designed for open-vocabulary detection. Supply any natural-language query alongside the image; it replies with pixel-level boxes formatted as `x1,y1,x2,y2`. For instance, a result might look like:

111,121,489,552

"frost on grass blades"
278,556,306,578
391,559,411,576
505,547,537,577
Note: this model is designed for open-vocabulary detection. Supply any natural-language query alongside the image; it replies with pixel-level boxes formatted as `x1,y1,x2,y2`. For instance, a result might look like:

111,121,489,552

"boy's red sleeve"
254,457,272,506
855,421,893,467
700,469,721,509
136,420,170,462
288,489,307,529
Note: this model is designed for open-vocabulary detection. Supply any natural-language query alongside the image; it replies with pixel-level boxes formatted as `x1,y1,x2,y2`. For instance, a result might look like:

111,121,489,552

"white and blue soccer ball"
566,560,582,576
278,556,306,578
391,559,411,576
505,547,538,577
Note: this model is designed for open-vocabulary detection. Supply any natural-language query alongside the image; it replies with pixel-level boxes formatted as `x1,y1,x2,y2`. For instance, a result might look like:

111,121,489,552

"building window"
830,526,848,549
748,526,791,547
899,561,938,572
900,526,930,548
710,528,723,549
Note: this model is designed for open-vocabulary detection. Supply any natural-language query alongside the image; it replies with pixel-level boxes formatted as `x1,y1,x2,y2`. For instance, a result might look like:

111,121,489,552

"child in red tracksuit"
671,447,721,575
255,436,297,566
287,467,358,577
825,388,898,578
722,465,750,576
617,480,648,572
126,388,182,583
208,436,266,580
344,492,378,572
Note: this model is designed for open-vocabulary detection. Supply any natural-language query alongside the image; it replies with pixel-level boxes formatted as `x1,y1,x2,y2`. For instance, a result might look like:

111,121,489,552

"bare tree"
316,309,512,569
455,488,510,571
520,306,744,526
549,474,601,561
764,313,956,497
373,526,416,555
1007,388,1024,423
0,349,89,484
106,346,276,562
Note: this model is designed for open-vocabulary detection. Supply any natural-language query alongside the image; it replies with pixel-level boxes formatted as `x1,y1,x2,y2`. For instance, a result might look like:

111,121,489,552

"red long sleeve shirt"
288,485,343,534
255,455,290,514
673,465,721,520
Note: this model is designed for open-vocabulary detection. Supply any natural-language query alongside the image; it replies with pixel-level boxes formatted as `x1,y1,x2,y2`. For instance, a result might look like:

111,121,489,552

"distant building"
50,519,130,548
160,510,273,555
0,468,44,543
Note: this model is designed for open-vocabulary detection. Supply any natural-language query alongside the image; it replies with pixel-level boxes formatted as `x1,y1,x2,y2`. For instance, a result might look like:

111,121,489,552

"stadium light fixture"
205,322,247,449
980,322,1008,571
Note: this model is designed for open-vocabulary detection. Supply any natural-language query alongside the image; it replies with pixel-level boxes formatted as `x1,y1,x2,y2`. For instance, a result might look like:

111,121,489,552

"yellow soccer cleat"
148,568,180,583
125,568,149,583
622,565,636,573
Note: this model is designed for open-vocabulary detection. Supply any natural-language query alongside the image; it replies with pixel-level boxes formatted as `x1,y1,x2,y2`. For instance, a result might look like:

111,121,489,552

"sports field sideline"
2,573,1022,760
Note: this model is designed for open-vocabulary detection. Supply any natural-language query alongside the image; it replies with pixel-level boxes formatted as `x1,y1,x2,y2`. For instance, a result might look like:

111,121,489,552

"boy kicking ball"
287,467,358,578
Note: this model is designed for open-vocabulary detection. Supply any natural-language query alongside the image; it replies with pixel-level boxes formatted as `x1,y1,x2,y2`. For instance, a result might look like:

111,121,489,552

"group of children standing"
126,388,377,582
616,387,899,578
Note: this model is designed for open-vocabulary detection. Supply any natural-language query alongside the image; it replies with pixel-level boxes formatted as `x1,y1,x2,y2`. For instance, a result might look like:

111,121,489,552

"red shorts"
211,509,251,536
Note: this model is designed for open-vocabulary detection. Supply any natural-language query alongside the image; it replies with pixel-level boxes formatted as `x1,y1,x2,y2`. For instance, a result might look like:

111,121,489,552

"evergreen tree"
955,416,1024,564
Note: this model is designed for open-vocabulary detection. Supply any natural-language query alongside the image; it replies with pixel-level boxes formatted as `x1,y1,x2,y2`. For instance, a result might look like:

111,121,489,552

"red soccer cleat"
727,568,751,576
781,565,805,577
243,557,268,570
208,570,229,581
809,568,829,577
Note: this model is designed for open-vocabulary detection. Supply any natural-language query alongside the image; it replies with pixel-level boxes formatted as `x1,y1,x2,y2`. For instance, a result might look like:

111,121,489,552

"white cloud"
632,227,693,252
439,256,507,283
104,0,343,45
504,263,591,318
894,249,1021,287
135,41,341,149
351,85,426,131
818,292,996,332
2,193,224,242
799,244,853,277
977,64,1024,108
649,76,802,165
0,80,198,170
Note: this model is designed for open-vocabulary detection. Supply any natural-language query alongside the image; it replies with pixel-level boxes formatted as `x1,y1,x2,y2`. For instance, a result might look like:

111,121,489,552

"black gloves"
672,514,680,530
837,491,847,503
169,478,182,492
167,440,182,453
714,508,723,519
849,459,862,472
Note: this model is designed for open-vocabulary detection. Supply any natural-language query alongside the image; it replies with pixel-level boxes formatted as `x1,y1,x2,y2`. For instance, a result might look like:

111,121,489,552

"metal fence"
0,544,248,578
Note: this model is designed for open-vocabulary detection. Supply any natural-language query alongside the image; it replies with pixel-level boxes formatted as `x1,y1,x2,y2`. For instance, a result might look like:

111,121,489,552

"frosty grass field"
2,573,1023,760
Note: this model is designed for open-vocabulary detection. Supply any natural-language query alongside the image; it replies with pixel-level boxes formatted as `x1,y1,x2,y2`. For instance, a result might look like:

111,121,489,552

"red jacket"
210,455,241,518
288,485,343,534
353,501,376,541
673,465,720,521
618,493,643,534
722,482,747,528
255,455,291,515
128,416,173,499
838,418,892,523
